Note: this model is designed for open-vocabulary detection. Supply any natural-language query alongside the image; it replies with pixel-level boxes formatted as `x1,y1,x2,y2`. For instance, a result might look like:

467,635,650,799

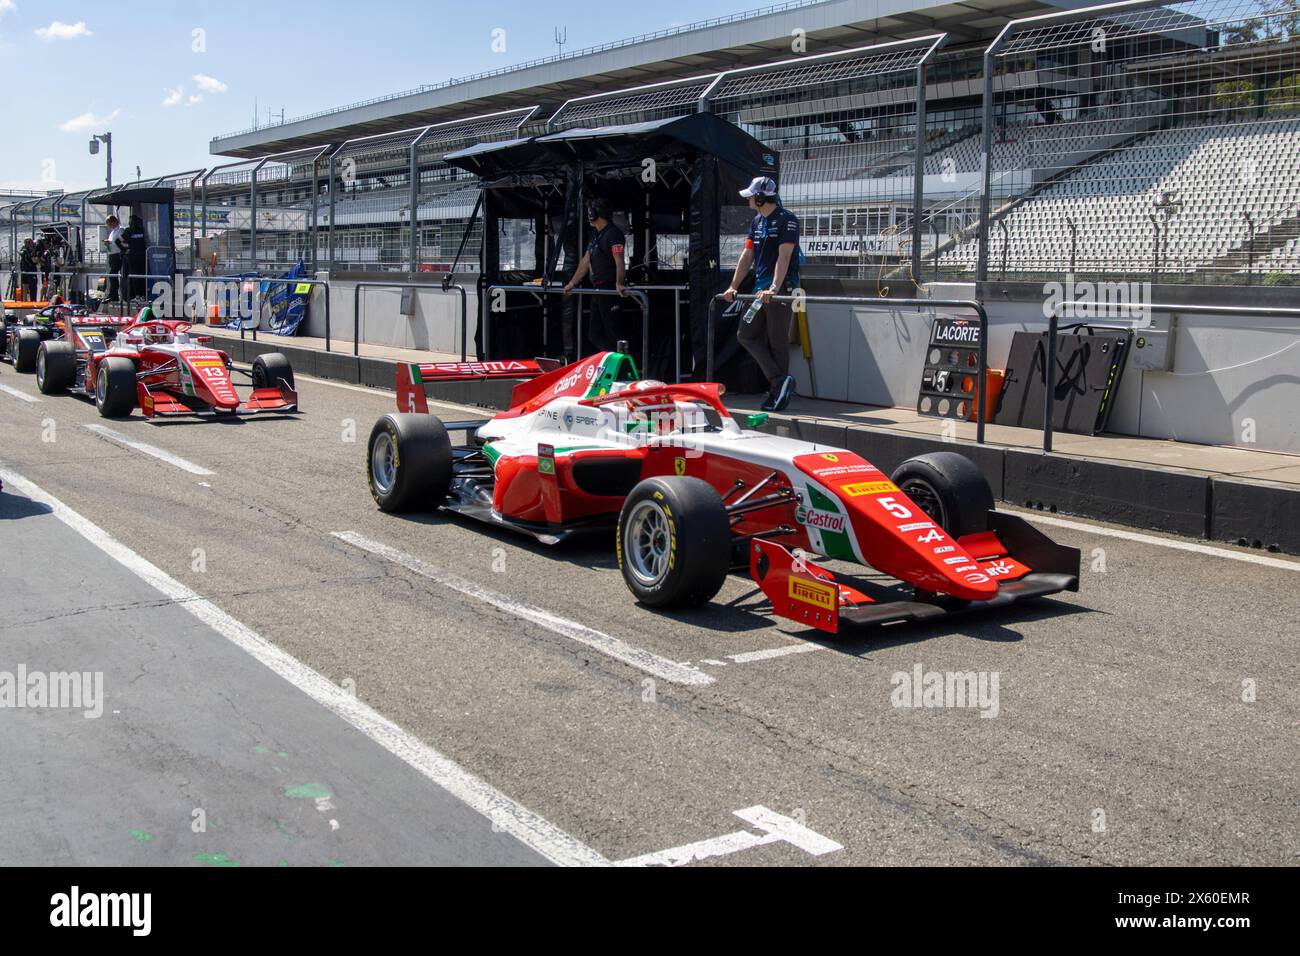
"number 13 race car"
366,350,1079,633
30,309,298,420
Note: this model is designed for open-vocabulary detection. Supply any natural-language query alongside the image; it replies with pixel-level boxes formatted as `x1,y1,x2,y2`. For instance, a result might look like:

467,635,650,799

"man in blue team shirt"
722,176,801,412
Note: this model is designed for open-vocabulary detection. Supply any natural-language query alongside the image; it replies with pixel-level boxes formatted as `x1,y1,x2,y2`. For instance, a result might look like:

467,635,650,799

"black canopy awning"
445,112,777,186
88,187,174,207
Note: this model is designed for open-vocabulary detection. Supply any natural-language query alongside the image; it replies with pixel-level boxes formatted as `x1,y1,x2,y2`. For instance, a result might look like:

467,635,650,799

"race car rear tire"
35,341,76,394
890,452,994,538
95,357,138,418
252,352,294,390
367,413,452,512
12,328,41,373
618,476,731,608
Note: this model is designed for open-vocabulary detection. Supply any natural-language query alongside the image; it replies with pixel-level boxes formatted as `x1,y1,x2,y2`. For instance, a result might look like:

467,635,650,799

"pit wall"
787,281,1300,456
297,274,475,357
288,275,1299,456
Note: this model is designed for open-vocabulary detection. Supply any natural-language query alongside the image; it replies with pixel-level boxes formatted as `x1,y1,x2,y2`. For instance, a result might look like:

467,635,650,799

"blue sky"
0,0,766,192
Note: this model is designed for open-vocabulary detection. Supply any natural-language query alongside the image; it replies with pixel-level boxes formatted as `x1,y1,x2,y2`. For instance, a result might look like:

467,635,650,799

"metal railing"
626,284,688,382
352,281,468,359
708,293,990,444
1042,300,1300,453
485,284,651,370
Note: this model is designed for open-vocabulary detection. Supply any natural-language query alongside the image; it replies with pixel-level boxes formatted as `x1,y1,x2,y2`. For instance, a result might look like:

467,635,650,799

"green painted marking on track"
276,859,290,867
327,859,346,868
128,829,154,843
283,783,331,799
193,852,240,867
253,744,270,754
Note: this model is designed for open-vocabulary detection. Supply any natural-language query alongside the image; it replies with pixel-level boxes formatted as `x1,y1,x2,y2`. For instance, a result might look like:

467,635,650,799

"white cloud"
187,94,203,106
59,108,120,133
192,73,227,94
162,86,183,107
0,1,17,17
35,20,92,41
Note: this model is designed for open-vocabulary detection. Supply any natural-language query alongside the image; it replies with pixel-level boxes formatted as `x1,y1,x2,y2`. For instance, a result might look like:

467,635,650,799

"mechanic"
18,239,38,302
34,238,48,299
562,198,626,354
723,175,802,412
124,214,148,301
104,215,125,302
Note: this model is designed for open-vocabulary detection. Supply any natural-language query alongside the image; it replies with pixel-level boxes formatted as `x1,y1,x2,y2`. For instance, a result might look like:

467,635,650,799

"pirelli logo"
841,480,898,497
789,577,836,611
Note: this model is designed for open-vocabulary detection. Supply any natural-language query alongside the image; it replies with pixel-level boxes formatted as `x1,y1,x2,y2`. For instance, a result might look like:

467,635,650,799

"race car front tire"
367,413,452,512
12,328,41,373
252,352,294,391
95,357,138,417
35,341,76,394
890,452,994,538
618,477,731,608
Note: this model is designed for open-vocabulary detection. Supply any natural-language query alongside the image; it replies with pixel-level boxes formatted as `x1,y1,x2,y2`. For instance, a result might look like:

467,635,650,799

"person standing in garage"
723,176,802,412
562,198,626,354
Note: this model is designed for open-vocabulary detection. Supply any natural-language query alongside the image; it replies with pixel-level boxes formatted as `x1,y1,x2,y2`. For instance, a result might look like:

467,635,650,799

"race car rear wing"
395,358,562,414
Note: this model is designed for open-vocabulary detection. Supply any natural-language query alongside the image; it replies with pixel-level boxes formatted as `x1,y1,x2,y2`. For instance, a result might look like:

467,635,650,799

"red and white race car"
367,350,1080,632
33,310,298,419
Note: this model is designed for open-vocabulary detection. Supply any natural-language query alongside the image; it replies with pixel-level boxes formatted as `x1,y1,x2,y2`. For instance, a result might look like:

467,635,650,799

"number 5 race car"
366,350,1080,633
31,309,299,419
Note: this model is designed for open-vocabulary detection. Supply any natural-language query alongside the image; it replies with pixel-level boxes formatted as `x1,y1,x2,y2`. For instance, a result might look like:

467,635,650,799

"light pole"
89,132,112,189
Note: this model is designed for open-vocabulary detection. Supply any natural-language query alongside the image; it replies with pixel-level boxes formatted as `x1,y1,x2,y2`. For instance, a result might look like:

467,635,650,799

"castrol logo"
800,509,845,533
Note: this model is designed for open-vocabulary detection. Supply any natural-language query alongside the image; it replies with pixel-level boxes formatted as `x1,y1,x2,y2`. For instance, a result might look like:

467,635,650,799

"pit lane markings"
617,806,841,867
1014,509,1300,573
0,383,41,403
332,530,714,687
81,424,215,477
0,465,608,867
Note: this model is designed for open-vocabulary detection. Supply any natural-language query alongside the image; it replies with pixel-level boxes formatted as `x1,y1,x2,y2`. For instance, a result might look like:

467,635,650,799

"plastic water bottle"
741,298,763,324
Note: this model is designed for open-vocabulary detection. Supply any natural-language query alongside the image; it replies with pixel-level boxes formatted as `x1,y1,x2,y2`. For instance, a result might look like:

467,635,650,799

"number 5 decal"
877,496,913,520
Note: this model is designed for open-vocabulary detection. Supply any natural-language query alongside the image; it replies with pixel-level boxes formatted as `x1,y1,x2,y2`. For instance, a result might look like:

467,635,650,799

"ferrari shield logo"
820,453,839,463
674,457,686,476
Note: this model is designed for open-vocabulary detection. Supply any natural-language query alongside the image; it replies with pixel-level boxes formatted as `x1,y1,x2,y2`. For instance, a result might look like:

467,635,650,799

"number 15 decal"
877,496,913,520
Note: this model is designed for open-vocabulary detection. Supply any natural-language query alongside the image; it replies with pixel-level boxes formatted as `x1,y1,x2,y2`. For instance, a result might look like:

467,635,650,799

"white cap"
739,176,777,198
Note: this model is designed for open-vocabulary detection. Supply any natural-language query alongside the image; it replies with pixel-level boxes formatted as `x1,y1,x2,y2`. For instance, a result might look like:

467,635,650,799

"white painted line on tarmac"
333,530,714,687
617,805,841,866
81,423,215,477
727,642,823,664
0,465,608,867
0,383,40,403
1012,510,1300,573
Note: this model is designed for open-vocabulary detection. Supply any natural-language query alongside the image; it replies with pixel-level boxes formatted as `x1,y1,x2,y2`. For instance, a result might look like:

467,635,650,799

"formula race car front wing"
749,510,1081,633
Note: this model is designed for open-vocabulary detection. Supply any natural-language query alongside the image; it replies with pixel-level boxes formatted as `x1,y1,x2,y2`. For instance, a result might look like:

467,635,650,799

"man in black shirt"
124,215,148,300
563,198,626,354
18,239,38,302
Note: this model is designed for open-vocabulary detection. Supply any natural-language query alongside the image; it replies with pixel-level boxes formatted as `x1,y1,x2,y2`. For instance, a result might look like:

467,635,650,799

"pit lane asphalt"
1,364,1297,866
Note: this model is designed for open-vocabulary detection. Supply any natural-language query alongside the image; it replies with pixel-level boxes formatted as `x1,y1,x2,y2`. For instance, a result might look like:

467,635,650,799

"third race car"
31,307,299,419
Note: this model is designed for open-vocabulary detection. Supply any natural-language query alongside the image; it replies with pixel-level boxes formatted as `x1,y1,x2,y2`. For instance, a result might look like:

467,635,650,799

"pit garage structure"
445,111,777,386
